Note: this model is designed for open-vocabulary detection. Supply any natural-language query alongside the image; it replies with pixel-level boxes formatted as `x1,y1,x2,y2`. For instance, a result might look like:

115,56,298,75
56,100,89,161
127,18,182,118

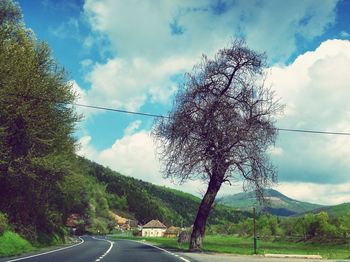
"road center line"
7,237,85,262
92,236,114,262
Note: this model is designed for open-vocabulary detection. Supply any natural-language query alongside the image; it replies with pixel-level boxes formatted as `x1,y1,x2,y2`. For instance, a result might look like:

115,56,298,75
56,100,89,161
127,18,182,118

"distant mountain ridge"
217,189,324,216
295,202,350,217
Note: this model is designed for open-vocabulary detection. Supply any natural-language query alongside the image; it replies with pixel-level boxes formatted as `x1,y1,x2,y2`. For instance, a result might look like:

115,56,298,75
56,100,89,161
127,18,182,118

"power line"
74,103,168,118
74,103,350,136
277,128,350,136
5,92,350,136
4,93,168,118
74,104,350,136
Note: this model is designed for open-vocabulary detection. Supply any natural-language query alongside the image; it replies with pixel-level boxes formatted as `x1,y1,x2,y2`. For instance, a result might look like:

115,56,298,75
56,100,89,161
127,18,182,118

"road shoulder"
0,236,84,262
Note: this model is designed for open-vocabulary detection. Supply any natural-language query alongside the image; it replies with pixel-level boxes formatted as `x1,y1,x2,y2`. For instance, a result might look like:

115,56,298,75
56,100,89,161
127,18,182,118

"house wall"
141,228,166,237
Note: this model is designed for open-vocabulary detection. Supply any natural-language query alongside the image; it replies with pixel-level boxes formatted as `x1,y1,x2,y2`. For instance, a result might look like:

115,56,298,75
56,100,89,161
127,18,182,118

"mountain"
296,202,350,217
78,157,251,226
216,189,324,216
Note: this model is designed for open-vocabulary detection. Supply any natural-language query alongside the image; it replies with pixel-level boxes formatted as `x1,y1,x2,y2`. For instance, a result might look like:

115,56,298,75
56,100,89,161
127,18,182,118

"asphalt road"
4,237,347,262
2,236,189,262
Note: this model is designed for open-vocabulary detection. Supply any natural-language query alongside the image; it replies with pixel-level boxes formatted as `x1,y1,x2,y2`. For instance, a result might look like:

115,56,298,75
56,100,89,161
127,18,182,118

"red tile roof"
143,219,166,228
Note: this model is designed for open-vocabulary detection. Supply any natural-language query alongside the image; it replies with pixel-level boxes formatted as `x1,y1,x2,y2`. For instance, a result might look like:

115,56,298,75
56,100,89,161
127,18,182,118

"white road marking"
133,240,191,262
7,237,85,261
92,236,114,262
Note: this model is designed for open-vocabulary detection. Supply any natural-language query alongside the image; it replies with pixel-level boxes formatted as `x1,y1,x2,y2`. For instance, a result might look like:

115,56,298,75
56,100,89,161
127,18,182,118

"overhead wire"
73,102,350,136
73,103,168,118
5,92,350,136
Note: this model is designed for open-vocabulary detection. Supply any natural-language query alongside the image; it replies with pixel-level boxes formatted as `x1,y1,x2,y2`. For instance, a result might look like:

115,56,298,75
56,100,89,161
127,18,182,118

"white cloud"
98,131,159,180
76,135,97,159
76,126,205,193
75,2,349,204
267,146,284,156
50,18,80,40
70,80,98,117
78,0,338,116
267,39,350,184
82,56,191,112
83,0,338,61
275,182,350,205
124,120,142,136
76,39,350,204
80,59,93,69
340,31,350,38
77,129,350,205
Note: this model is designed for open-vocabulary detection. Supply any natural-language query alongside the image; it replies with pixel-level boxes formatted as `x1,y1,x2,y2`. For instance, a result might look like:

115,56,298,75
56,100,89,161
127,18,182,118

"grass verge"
110,234,350,259
0,231,34,257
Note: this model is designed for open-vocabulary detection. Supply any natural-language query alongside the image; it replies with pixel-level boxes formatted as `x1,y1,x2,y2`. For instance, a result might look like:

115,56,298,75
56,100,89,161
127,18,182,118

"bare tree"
152,40,283,251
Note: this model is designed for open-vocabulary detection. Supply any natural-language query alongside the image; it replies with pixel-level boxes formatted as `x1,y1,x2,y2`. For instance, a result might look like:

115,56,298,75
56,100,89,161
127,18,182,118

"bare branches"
152,40,283,196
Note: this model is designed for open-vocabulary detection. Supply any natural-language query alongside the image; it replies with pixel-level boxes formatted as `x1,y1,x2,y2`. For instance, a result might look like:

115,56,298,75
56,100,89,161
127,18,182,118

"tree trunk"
189,175,223,251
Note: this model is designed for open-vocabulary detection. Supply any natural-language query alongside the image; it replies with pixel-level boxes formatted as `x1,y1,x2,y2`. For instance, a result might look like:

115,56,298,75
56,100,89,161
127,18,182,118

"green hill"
78,157,250,226
217,189,323,216
296,202,350,217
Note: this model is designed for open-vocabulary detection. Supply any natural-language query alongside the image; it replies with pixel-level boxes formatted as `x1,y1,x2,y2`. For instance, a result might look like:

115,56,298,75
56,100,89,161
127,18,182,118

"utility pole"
253,207,257,254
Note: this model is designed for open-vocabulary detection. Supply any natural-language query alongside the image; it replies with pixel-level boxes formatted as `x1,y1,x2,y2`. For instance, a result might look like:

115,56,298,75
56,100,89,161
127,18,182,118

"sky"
17,0,350,205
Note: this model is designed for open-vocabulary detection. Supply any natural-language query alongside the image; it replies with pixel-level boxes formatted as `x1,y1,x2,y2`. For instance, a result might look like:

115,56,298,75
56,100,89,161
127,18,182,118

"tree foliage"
208,210,350,245
153,40,283,250
0,0,79,243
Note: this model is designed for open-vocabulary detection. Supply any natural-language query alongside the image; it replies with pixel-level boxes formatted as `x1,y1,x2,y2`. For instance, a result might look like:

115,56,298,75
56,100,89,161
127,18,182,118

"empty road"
2,236,189,262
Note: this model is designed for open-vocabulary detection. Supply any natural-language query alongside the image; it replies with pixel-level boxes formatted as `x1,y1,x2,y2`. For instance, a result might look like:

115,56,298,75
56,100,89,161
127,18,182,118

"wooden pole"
253,207,257,254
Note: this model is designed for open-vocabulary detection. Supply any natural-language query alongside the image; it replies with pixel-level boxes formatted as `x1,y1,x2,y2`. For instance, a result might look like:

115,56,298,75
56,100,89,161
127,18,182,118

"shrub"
0,213,8,235
132,229,141,236
0,231,33,257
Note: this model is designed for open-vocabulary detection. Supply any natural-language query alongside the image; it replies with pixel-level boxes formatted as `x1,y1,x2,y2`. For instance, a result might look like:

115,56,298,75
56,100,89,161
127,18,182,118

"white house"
141,219,167,237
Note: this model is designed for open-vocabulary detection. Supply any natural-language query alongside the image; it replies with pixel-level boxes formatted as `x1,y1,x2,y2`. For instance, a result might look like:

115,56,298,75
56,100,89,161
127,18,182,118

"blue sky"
17,0,350,205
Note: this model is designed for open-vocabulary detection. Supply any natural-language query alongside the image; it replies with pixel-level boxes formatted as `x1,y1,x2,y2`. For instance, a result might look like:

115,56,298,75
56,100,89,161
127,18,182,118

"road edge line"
133,240,190,262
7,236,85,262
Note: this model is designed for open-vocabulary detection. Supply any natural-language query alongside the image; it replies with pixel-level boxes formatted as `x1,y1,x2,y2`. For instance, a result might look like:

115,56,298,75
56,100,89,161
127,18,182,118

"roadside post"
253,207,257,254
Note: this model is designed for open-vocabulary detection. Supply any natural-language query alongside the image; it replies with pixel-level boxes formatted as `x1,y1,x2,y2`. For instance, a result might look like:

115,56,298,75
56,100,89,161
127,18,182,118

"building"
141,219,167,237
110,212,139,230
164,226,181,238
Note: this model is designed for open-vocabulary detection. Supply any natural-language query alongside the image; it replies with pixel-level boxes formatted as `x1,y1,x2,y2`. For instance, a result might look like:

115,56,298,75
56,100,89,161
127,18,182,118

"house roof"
65,213,81,227
110,212,127,225
166,226,180,233
143,219,167,228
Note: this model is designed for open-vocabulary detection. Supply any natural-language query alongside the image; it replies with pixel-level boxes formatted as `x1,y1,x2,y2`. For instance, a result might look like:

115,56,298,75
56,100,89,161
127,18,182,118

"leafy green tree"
257,215,271,236
58,172,91,219
340,211,350,238
107,194,128,211
236,218,253,236
257,214,281,237
0,212,8,235
0,0,79,242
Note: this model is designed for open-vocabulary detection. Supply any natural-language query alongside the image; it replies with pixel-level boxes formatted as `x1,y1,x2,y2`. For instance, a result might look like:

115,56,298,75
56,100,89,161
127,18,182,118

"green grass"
110,234,350,259
0,231,34,257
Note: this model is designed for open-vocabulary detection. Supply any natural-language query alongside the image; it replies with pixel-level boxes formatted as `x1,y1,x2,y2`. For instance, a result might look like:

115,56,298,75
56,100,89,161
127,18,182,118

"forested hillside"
77,157,250,226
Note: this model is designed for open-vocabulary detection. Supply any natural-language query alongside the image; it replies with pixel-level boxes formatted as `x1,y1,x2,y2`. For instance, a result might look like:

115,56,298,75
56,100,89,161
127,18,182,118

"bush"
0,231,33,257
0,213,8,235
85,217,109,235
132,229,141,236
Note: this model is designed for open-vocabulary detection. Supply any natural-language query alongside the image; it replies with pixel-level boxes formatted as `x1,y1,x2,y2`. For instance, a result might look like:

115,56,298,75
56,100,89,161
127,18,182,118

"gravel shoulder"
176,252,349,262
